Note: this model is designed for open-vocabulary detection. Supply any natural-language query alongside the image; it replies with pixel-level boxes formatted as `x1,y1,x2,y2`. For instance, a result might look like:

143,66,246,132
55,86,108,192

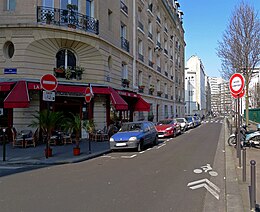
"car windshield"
119,123,143,132
185,117,193,122
176,118,184,123
157,120,172,125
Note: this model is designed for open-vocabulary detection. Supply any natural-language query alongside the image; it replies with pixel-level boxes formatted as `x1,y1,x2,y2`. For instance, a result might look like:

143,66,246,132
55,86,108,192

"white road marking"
0,165,24,170
121,154,137,159
187,178,220,200
157,143,166,149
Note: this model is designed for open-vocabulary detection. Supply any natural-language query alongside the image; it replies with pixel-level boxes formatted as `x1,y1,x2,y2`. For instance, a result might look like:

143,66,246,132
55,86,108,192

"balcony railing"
148,60,154,68
120,1,128,14
148,32,153,40
138,53,144,62
121,37,129,52
157,66,161,72
37,6,99,35
138,21,144,31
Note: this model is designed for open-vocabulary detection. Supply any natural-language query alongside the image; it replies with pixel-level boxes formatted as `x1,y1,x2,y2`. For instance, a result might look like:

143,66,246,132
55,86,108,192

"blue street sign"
4,68,17,74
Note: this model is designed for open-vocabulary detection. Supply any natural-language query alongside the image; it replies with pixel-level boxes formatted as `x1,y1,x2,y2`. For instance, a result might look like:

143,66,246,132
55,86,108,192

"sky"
179,0,260,78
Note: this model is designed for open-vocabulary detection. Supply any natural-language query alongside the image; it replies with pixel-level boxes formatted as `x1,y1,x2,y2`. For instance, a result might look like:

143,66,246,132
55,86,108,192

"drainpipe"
132,0,136,88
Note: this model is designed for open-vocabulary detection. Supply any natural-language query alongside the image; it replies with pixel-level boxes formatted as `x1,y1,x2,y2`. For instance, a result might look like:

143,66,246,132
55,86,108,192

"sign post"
229,73,245,168
40,74,58,158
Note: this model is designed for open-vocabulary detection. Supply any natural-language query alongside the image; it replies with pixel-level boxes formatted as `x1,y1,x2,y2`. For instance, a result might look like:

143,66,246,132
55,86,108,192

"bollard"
242,148,246,182
250,160,256,211
2,128,6,161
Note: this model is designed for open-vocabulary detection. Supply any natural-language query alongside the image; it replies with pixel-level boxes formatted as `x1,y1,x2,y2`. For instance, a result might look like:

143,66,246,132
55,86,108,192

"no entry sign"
229,73,245,95
231,89,245,99
40,74,58,91
85,87,93,103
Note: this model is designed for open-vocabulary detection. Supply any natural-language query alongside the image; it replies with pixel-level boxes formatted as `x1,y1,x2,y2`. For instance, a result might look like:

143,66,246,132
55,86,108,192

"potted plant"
54,66,65,77
83,119,95,135
29,110,64,158
45,11,53,24
149,85,155,94
63,113,83,156
157,90,163,97
65,67,72,80
122,78,130,88
75,66,85,80
138,85,145,93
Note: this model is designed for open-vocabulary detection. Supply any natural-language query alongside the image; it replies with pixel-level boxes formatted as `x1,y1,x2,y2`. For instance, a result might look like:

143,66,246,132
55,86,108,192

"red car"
155,119,181,138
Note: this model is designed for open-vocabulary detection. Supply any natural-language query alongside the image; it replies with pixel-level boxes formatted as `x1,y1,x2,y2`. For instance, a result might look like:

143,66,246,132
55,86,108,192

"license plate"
116,143,127,147
158,135,164,138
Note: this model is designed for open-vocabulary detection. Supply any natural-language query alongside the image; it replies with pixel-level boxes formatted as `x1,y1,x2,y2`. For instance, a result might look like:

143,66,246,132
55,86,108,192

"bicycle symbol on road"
193,164,218,177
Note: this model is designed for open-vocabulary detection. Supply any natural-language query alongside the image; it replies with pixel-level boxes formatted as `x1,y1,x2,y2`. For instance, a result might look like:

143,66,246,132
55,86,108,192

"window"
61,0,79,10
42,0,54,7
121,63,128,79
148,47,152,62
138,71,143,85
138,39,143,55
6,0,16,11
56,49,76,69
157,80,160,91
148,20,152,34
86,0,94,17
3,41,15,59
164,83,168,94
121,23,127,38
164,105,168,118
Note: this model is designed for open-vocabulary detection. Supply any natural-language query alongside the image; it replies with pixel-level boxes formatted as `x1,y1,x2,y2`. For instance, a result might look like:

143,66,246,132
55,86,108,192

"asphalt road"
0,118,225,212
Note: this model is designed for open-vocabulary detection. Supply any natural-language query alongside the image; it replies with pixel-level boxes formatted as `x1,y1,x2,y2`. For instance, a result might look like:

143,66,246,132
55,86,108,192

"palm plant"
63,113,82,148
30,110,64,154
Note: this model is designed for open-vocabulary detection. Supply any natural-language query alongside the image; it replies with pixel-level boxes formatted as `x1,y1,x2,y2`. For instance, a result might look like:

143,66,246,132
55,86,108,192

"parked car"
110,121,158,151
176,118,188,132
193,116,201,127
185,116,195,129
155,119,181,138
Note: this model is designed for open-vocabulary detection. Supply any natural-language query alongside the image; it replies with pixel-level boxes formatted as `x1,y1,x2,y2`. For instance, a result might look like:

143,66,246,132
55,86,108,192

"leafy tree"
217,2,260,125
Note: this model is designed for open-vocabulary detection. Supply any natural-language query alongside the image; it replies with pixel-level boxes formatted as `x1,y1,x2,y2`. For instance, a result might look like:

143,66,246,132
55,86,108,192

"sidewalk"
0,139,111,165
225,119,260,211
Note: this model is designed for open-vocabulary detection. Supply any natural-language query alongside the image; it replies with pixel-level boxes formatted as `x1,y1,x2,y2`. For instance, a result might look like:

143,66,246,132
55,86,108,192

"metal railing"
121,37,129,52
37,6,99,35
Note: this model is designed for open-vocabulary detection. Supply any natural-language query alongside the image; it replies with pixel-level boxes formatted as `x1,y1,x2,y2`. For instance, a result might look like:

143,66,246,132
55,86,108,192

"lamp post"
186,76,194,115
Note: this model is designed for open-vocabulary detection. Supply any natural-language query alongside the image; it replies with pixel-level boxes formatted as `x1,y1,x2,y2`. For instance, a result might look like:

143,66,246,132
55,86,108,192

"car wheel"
153,136,158,146
137,141,143,152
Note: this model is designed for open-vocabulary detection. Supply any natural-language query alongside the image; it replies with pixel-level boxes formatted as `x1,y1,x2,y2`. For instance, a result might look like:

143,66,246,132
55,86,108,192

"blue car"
110,121,158,151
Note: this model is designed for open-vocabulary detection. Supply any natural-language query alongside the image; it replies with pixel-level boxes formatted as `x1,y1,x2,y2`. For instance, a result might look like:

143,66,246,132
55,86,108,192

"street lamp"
185,76,194,115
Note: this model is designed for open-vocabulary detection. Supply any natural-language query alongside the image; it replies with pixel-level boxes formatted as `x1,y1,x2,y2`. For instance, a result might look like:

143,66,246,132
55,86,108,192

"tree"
217,2,260,125
30,110,64,156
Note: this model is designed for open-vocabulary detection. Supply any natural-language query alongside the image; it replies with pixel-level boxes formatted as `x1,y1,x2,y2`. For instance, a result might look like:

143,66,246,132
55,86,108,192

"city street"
0,118,225,212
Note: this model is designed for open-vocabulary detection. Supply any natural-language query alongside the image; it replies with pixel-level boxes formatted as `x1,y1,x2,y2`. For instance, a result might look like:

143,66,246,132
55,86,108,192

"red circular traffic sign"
85,87,93,103
40,74,58,91
231,89,245,99
229,73,245,95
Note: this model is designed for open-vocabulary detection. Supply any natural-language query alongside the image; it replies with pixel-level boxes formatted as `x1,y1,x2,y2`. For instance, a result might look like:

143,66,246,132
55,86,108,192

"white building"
185,55,206,116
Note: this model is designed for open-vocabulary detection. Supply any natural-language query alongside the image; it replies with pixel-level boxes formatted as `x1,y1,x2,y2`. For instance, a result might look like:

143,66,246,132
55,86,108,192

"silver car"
176,118,188,132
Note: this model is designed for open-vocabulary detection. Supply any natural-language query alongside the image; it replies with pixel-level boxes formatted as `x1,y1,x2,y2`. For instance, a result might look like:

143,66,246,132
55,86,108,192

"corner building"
0,0,185,131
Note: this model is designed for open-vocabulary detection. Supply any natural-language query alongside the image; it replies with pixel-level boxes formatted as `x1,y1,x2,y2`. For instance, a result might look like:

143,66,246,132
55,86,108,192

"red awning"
0,82,15,92
134,97,150,112
4,81,30,108
108,87,128,110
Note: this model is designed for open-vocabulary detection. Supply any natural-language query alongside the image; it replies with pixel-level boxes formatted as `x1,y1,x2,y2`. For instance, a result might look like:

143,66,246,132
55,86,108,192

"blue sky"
179,0,260,78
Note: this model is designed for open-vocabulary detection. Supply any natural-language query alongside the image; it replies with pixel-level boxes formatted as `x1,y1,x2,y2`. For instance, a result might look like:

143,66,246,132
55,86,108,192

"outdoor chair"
63,130,73,145
24,129,39,148
11,128,24,148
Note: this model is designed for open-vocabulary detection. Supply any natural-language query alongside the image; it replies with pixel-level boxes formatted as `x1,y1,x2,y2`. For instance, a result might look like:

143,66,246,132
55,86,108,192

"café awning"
4,81,30,108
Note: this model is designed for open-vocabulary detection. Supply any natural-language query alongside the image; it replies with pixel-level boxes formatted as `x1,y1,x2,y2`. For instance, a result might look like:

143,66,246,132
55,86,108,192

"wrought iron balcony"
120,1,128,14
138,21,144,31
157,66,161,72
148,60,154,68
148,32,153,40
121,37,129,52
37,6,99,35
138,53,144,62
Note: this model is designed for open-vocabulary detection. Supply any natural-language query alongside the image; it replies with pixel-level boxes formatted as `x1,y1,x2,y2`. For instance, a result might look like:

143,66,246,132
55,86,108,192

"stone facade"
0,0,185,131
